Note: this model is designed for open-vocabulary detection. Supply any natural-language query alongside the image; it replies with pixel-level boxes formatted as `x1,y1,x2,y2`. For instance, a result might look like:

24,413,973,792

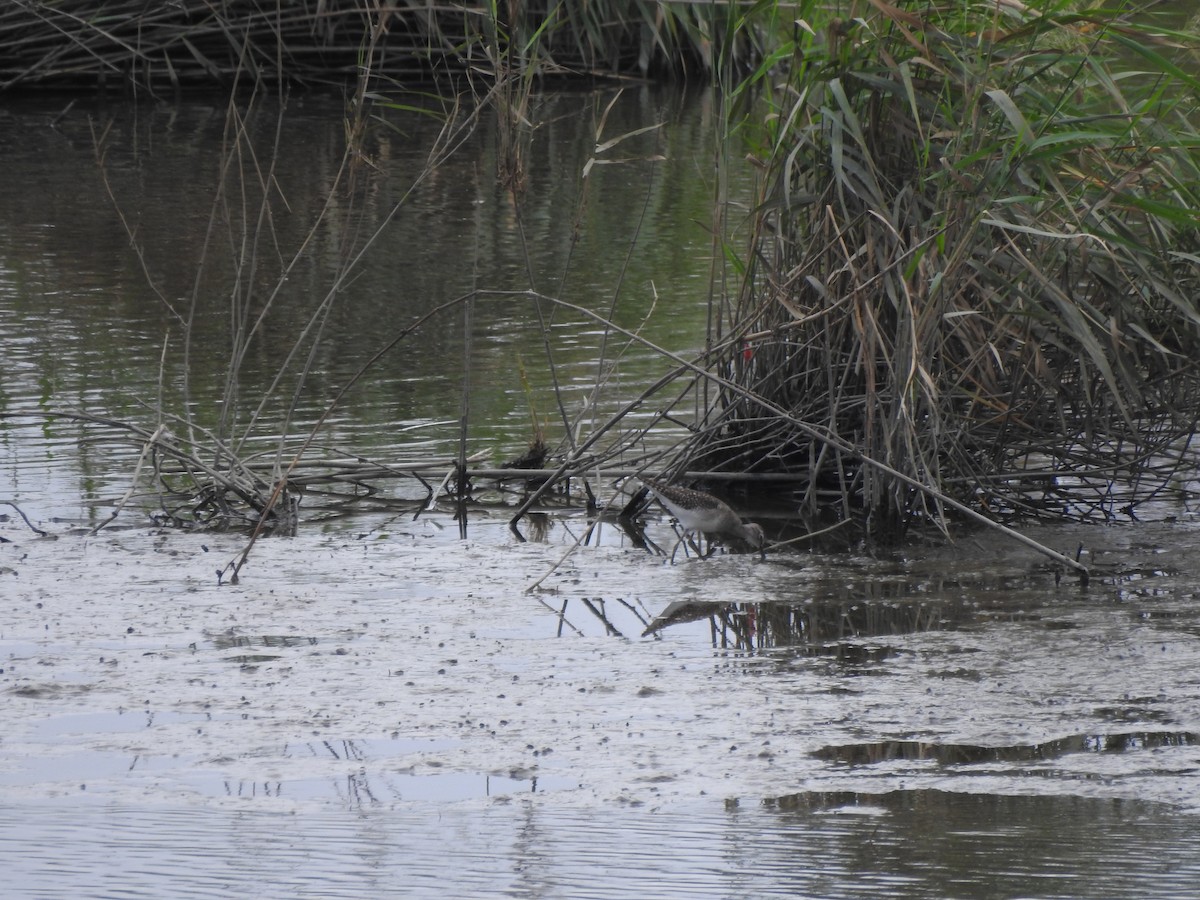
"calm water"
4,792,1199,899
4,88,1200,898
0,86,724,520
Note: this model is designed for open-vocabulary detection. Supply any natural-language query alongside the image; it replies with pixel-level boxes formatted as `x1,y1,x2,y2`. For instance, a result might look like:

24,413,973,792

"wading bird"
642,478,766,558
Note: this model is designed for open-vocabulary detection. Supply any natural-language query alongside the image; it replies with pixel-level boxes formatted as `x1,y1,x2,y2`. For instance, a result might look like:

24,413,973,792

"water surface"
3,88,1200,898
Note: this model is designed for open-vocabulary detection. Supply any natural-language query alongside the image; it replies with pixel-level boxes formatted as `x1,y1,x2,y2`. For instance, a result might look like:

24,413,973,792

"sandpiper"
642,478,765,556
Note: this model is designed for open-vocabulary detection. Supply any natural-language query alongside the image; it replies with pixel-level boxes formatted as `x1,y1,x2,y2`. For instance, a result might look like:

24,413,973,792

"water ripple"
3,792,1199,899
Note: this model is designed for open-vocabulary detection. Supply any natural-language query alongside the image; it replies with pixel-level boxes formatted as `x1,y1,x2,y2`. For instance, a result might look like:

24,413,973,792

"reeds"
686,0,1200,536
62,35,487,558
0,1,748,92
11,0,1198,576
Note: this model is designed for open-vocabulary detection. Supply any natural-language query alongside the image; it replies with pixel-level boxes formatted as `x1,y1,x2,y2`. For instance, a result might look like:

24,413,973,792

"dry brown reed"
678,0,1200,538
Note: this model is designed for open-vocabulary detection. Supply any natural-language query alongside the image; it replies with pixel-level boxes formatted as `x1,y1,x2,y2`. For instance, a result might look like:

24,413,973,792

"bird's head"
739,521,766,553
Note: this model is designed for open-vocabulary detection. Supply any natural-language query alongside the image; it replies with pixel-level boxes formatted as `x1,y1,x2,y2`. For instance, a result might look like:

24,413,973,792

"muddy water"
3,89,1200,896
4,510,1200,897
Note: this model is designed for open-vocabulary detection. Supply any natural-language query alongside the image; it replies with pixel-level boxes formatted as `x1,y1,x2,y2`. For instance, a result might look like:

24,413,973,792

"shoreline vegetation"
0,1,728,91
4,2,1200,582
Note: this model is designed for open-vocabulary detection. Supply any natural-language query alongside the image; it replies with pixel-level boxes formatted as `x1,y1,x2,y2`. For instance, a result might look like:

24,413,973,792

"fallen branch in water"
0,501,49,538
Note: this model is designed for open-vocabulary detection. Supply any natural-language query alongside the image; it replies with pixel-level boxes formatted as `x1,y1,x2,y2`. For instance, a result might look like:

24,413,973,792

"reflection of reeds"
813,730,1200,767
644,597,959,654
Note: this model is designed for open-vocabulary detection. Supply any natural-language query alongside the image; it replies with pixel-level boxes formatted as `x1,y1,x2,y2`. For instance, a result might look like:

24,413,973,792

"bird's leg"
665,520,702,560
682,529,705,559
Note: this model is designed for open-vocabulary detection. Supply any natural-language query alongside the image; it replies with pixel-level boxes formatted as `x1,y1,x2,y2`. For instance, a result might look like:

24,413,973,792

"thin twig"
1,502,48,538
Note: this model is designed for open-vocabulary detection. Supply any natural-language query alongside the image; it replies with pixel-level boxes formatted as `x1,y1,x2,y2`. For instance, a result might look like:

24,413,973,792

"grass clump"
690,0,1200,536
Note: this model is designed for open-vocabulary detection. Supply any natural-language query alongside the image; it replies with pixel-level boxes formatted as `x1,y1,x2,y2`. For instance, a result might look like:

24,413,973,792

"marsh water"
4,88,1200,898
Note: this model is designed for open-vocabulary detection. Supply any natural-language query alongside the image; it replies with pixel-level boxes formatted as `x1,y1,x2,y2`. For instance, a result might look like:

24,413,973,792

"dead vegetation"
5,2,1200,586
677,0,1200,538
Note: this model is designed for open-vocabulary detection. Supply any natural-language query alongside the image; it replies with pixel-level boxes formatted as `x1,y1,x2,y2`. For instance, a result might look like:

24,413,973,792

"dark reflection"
223,780,284,798
554,596,651,639
510,511,553,543
762,789,891,812
7,786,1200,898
1093,702,1177,725
205,629,323,665
751,788,1200,900
205,632,322,651
643,596,964,658
226,654,283,665
814,730,1200,766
